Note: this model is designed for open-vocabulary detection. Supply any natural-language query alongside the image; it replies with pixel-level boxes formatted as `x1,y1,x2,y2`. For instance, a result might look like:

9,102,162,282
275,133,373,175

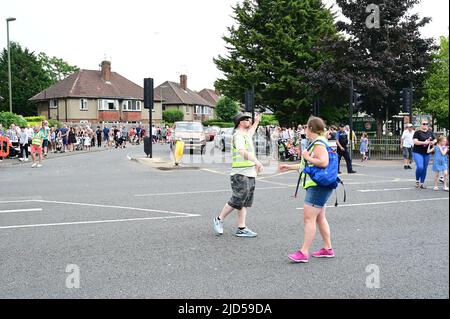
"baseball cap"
234,113,252,128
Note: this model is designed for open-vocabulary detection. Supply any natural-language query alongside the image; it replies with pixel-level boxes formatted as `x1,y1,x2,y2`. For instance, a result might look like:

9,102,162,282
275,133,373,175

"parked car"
215,127,270,154
172,121,207,154
204,126,220,142
214,127,234,152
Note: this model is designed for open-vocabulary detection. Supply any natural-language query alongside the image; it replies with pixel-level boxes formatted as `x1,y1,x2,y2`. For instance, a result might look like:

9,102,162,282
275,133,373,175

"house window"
185,105,190,115
98,99,118,111
122,100,142,111
49,99,58,109
80,99,88,111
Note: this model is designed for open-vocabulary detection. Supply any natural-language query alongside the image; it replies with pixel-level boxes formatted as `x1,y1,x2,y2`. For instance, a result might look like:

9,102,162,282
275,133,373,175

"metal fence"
351,137,402,160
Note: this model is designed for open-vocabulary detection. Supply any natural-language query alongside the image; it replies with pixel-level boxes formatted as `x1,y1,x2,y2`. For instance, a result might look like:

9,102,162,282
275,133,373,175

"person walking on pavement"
412,121,436,189
279,116,335,263
213,113,263,238
336,124,357,174
401,123,415,169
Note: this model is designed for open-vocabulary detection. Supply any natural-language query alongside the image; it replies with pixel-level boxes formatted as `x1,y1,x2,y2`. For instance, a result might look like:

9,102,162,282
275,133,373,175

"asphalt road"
0,142,448,299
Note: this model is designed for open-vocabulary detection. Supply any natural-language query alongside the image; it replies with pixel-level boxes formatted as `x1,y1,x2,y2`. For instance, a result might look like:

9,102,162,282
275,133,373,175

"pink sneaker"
312,248,335,258
288,251,309,263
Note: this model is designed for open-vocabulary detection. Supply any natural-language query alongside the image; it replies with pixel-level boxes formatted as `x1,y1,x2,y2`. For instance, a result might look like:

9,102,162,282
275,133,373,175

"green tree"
215,96,240,122
311,0,435,136
214,0,338,126
0,111,27,128
419,36,449,129
0,42,78,117
37,52,79,83
0,42,51,116
162,109,184,124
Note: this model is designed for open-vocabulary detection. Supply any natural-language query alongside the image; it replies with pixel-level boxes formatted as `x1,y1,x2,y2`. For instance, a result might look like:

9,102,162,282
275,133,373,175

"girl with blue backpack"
279,117,337,264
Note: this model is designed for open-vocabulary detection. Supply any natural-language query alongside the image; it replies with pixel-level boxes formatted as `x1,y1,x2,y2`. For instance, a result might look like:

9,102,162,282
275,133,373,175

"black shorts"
228,174,256,210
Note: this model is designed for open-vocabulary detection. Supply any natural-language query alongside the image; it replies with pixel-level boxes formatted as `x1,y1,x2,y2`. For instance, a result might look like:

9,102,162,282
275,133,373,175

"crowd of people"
0,122,151,167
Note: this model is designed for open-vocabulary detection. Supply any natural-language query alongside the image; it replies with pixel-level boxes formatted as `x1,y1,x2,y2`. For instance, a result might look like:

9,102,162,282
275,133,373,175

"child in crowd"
84,132,91,151
428,135,448,191
360,132,369,162
18,126,29,162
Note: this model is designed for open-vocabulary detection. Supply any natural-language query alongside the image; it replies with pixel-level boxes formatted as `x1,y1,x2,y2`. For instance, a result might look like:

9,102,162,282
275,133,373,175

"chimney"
180,74,187,90
101,60,111,82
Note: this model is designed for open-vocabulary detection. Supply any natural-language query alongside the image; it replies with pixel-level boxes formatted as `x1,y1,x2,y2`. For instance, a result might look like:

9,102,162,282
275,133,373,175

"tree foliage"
0,111,27,128
214,0,338,126
37,52,79,83
0,42,78,116
419,36,449,129
162,109,184,124
215,96,240,122
308,0,435,135
0,42,51,116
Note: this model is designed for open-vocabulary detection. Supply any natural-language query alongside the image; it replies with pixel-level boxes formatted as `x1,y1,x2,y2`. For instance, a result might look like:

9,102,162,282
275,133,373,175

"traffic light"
353,92,363,110
400,88,412,113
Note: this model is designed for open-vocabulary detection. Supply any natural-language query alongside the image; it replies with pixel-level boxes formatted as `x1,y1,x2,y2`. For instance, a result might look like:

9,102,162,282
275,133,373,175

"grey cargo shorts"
228,174,256,210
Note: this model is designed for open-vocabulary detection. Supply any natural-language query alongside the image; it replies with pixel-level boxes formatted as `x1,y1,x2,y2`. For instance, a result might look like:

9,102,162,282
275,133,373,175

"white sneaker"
19,158,24,162
37,164,42,168
31,163,37,168
24,158,29,162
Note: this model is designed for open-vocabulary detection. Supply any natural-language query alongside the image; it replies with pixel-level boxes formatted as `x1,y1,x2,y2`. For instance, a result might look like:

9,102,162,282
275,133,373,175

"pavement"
0,141,448,299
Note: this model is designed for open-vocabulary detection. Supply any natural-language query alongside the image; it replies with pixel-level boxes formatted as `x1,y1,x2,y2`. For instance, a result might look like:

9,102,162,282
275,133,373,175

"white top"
401,130,415,148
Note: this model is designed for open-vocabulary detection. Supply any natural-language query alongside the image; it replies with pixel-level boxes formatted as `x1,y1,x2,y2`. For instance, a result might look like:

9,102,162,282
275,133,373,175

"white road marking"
32,199,196,217
200,168,228,175
134,186,288,197
345,179,416,185
0,215,197,230
0,199,200,230
0,208,43,214
357,188,414,193
0,200,40,204
296,197,449,210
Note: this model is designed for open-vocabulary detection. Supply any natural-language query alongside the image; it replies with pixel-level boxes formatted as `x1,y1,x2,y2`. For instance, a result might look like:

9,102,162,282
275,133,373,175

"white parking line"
0,199,200,230
134,186,288,197
32,199,195,217
0,215,196,230
0,208,43,214
357,187,414,193
0,200,40,204
296,197,449,210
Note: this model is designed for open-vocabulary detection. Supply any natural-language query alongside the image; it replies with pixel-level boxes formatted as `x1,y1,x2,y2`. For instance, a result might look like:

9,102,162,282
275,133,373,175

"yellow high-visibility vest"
232,132,255,168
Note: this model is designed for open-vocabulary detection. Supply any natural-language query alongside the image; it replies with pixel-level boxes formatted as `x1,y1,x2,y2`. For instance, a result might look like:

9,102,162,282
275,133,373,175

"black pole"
144,78,154,158
349,80,354,160
409,82,414,126
251,85,255,123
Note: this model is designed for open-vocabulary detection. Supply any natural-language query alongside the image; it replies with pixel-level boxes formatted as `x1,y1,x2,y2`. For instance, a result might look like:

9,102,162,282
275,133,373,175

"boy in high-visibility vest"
31,125,45,168
213,113,263,238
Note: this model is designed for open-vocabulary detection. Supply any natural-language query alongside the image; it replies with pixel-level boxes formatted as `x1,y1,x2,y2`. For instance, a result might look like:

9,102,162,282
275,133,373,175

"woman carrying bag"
279,116,335,264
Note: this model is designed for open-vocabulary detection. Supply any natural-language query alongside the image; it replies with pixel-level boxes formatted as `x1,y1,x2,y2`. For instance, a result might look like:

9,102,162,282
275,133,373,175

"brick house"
30,60,163,124
156,75,217,122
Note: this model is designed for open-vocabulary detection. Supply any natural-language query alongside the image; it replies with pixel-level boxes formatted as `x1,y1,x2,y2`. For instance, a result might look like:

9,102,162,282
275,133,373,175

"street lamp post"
6,17,16,113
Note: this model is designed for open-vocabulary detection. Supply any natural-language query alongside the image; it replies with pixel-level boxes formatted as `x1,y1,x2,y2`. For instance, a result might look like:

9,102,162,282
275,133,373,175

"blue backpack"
295,140,346,206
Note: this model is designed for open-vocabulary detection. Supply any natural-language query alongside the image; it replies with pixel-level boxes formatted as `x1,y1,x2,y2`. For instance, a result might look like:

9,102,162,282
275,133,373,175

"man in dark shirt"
336,124,357,174
103,126,110,144
96,126,102,148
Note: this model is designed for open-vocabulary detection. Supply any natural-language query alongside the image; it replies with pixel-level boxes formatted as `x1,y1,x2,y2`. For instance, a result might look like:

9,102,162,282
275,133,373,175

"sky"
1,0,448,91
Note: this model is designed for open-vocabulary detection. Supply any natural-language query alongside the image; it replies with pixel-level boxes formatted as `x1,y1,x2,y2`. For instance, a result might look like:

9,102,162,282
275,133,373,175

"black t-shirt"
413,130,435,154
